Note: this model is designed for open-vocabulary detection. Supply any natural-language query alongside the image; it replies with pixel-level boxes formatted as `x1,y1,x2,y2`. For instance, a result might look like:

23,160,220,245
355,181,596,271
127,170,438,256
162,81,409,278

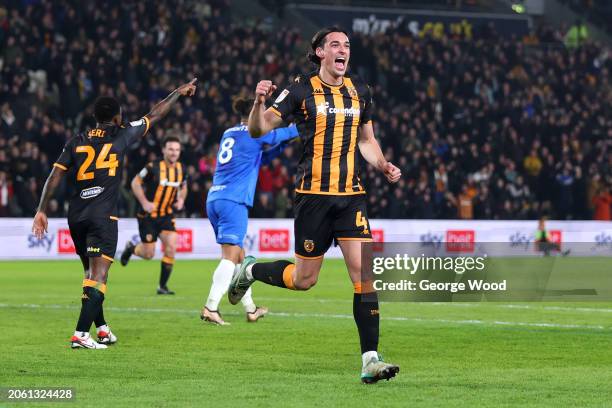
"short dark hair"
93,97,120,123
161,135,181,148
232,95,254,118
307,26,349,66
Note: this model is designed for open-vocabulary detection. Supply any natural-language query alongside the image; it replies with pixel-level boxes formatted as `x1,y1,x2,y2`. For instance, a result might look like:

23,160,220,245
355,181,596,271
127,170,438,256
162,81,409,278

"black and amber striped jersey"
137,160,187,218
54,117,150,222
270,71,373,195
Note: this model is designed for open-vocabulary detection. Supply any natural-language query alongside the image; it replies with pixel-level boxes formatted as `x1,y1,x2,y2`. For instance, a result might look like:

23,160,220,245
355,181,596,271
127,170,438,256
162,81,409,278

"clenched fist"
255,80,277,104
383,162,401,183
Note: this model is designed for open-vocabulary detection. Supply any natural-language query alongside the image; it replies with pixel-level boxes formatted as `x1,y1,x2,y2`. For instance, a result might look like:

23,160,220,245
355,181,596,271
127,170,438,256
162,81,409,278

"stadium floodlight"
511,3,526,13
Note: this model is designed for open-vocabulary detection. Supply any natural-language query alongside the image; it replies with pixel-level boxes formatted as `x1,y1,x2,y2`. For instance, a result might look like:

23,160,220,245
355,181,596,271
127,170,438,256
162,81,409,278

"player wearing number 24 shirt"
31,78,197,349
200,96,298,326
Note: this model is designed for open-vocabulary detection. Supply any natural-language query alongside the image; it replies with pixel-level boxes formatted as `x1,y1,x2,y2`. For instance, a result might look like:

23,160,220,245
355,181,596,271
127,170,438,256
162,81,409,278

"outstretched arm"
248,80,285,138
32,167,65,239
146,78,198,126
357,122,401,183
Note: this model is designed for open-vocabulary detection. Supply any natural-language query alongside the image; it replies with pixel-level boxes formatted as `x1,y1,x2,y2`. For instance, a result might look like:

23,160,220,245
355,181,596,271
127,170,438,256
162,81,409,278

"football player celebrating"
229,28,401,383
32,79,197,349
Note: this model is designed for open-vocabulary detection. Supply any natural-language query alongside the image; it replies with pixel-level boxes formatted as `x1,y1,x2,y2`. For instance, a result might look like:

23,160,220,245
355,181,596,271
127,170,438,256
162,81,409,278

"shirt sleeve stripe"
53,163,68,171
143,116,151,135
269,107,282,118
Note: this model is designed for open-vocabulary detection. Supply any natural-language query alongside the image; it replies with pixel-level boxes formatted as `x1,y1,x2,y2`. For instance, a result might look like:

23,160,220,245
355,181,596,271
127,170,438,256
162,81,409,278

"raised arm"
32,166,66,239
357,122,401,183
248,80,285,138
146,78,198,127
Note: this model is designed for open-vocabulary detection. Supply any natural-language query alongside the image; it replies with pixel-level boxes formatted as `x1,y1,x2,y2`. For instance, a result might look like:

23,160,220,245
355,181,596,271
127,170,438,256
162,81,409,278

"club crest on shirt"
347,86,358,98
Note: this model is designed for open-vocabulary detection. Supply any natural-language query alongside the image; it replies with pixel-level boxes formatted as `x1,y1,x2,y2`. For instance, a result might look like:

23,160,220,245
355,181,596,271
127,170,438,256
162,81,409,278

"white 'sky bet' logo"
316,102,360,117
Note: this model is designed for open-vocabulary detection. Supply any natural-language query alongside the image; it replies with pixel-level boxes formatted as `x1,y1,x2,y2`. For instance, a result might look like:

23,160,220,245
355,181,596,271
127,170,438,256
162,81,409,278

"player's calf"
158,256,175,294
292,273,317,290
251,259,320,290
131,243,155,260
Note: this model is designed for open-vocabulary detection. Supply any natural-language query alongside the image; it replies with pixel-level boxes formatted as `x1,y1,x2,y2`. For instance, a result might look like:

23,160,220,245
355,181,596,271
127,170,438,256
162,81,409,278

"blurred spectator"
258,165,275,201
274,187,291,218
0,171,12,217
455,185,475,219
252,193,274,218
592,186,611,221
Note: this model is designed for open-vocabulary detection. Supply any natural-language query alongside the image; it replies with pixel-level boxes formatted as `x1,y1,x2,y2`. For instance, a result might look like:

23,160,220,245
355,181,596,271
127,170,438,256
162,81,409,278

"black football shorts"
68,216,118,261
294,193,372,259
137,215,176,243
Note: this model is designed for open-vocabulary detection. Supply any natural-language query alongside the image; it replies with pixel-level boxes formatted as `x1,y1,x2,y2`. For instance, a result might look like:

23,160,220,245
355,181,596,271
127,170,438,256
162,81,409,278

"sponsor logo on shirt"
130,119,145,127
316,102,360,117
80,186,104,199
160,179,182,187
209,185,226,192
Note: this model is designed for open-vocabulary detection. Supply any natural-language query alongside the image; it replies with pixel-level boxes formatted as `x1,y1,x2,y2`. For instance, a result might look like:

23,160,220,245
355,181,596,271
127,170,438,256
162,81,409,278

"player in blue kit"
201,96,298,325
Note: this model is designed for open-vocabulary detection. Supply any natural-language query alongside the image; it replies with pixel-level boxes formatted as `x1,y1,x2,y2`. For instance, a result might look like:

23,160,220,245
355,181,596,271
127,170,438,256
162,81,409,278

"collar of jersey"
317,75,345,88
163,159,178,168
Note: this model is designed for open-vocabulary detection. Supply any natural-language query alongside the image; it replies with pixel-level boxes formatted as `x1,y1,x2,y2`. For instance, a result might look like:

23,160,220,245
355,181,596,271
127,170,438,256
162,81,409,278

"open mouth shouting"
334,57,347,71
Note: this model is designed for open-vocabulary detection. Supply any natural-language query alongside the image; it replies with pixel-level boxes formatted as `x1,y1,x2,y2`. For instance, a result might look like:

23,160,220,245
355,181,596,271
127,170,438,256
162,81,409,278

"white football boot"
70,332,108,349
96,326,118,345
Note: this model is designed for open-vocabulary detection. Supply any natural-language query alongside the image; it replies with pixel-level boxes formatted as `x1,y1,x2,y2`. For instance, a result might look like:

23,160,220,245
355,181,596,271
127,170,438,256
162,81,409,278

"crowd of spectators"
354,23,612,220
0,0,610,220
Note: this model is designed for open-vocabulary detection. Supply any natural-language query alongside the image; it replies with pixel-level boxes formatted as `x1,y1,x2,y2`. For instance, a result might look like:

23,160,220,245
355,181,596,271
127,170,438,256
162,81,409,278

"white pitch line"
500,304,612,313
4,295,612,314
0,303,607,331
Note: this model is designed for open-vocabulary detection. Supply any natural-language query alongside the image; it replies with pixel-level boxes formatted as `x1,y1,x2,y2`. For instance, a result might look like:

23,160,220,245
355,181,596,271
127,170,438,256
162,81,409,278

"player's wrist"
377,159,388,172
253,97,265,106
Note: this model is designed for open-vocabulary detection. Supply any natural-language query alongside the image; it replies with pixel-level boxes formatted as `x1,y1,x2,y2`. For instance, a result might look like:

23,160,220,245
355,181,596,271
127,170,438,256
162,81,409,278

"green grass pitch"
1,259,611,407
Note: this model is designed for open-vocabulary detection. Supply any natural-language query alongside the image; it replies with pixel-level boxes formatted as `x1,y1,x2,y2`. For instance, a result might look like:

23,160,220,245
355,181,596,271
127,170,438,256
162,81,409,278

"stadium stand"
0,0,610,220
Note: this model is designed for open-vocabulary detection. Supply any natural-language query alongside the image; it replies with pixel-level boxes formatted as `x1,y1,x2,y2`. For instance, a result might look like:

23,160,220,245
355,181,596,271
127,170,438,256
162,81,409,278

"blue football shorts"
206,199,248,247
